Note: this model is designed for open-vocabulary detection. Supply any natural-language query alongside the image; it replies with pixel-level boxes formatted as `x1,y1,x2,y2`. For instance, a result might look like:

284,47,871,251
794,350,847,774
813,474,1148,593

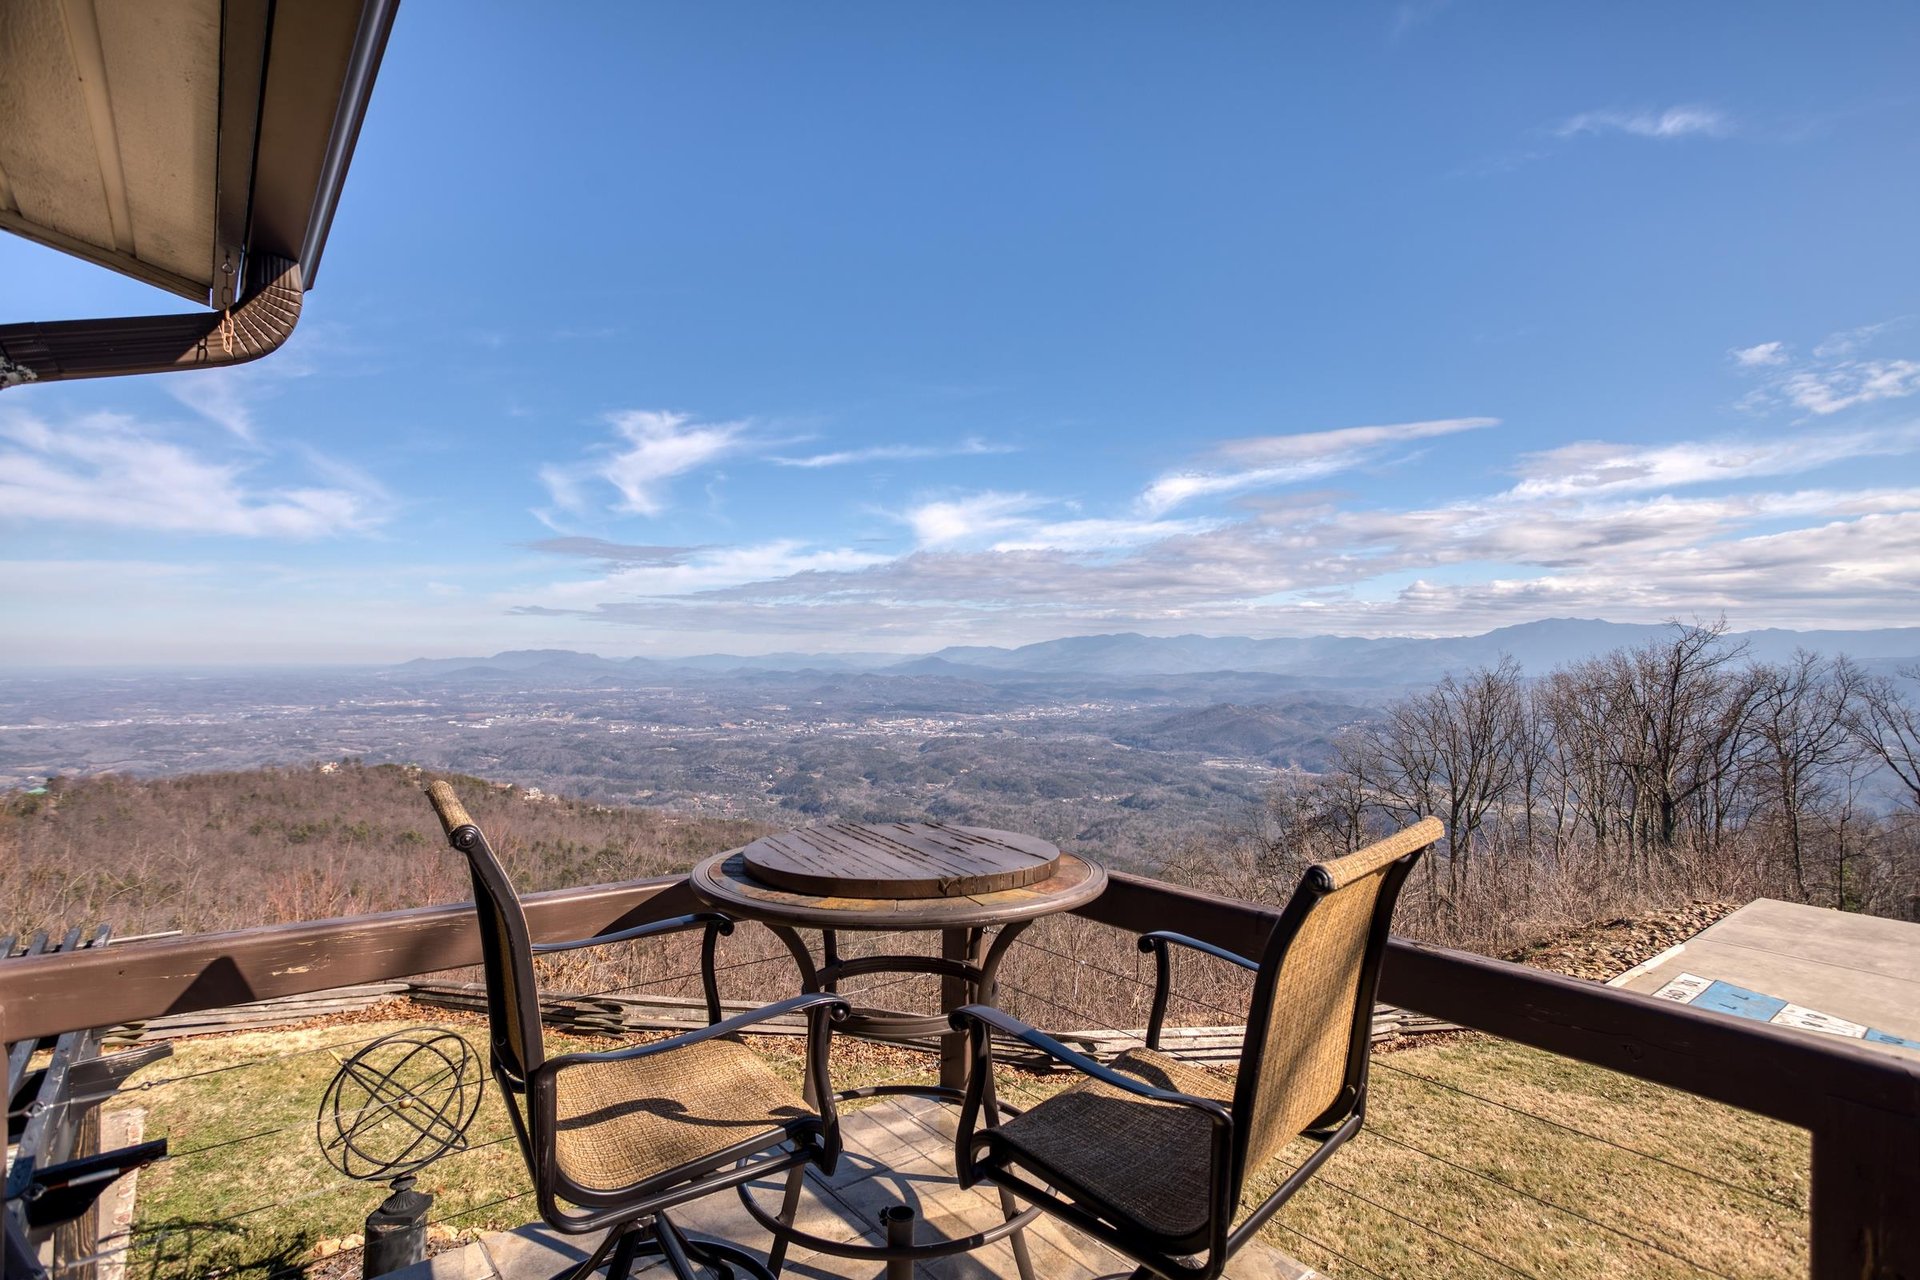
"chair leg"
983,1085,1037,1280
996,1184,1038,1280
659,1210,778,1280
554,1223,629,1280
766,1161,808,1276
604,1227,643,1280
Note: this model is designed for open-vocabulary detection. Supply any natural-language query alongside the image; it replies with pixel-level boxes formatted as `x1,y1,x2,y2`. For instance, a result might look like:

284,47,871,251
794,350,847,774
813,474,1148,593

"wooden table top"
741,822,1060,899
691,822,1106,931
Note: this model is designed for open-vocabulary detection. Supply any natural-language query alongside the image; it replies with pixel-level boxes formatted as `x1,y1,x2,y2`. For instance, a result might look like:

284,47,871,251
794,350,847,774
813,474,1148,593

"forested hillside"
0,763,768,938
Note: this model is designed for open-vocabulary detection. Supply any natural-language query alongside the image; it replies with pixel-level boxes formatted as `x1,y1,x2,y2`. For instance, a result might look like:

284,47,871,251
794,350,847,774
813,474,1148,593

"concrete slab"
389,1096,1317,1280
1611,898,1920,1059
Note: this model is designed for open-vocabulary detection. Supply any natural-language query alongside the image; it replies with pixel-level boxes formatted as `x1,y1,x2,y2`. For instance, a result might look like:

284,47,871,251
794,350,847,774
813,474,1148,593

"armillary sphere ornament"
316,1028,484,1181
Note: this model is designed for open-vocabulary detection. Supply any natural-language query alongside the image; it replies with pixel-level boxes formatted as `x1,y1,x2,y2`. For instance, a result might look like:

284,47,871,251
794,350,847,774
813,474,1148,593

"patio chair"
950,817,1440,1280
426,781,850,1280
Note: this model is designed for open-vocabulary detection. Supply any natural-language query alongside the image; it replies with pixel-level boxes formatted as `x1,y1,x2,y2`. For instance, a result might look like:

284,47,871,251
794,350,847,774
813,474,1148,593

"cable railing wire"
1368,1057,1806,1212
1357,1127,1739,1280
1009,935,1251,1025
991,974,1736,1280
573,948,794,999
1016,930,1805,1215
1269,1222,1400,1280
61,1025,446,1110
102,1131,529,1280
1274,1156,1548,1280
95,943,878,1158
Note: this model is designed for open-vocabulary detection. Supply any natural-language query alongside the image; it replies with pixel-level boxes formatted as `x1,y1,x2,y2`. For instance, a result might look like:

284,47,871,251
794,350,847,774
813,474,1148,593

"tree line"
1179,622,1920,952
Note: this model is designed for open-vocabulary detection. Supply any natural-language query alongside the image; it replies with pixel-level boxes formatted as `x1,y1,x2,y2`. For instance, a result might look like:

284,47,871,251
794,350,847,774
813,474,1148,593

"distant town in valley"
6,618,1917,871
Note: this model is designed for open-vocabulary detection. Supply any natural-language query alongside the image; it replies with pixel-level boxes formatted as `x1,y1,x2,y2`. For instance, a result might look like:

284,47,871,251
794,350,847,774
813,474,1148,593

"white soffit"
0,0,221,301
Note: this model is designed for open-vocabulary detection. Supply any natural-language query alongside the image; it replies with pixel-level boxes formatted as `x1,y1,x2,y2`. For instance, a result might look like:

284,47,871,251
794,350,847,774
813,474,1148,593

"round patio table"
689,822,1106,1279
690,820,1105,1050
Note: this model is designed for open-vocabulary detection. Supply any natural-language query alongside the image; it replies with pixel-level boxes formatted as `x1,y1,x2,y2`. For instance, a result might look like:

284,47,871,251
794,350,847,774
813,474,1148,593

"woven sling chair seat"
553,1037,812,1193
989,1048,1233,1241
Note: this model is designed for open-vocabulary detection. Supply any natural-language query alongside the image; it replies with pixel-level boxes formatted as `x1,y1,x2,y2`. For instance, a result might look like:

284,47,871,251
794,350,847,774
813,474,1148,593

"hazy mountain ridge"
389,619,1920,688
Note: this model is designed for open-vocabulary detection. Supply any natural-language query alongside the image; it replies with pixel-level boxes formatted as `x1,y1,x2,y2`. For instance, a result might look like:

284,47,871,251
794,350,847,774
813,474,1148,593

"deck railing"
2,869,1915,1279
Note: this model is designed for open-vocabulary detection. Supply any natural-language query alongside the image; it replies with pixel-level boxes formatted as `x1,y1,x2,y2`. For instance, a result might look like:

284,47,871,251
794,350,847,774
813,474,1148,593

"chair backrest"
1230,817,1438,1181
426,781,546,1086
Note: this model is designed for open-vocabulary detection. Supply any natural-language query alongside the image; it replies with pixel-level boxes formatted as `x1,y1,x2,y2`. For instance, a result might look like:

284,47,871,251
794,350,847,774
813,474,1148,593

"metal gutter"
299,0,401,288
0,254,300,388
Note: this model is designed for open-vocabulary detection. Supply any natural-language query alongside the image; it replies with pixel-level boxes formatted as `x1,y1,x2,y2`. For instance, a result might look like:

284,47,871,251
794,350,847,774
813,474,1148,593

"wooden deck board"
396,1096,1317,1280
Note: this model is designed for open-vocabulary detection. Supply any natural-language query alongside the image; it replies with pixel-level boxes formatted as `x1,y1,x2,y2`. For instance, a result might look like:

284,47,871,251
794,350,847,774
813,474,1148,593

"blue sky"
4,2,1918,664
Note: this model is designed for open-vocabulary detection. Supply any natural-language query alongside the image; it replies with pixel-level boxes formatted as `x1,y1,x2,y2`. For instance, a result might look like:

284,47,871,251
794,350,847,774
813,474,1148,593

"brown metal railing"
2,869,1915,1279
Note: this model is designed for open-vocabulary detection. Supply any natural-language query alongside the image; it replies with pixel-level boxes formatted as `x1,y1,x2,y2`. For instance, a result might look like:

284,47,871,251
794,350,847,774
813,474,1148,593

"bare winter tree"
1589,621,1756,866
1340,659,1527,900
1747,652,1865,900
1851,664,1920,811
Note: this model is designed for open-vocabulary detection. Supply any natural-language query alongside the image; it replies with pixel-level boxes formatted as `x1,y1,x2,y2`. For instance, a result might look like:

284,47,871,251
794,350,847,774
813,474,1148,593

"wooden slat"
742,823,1059,899
104,981,412,1042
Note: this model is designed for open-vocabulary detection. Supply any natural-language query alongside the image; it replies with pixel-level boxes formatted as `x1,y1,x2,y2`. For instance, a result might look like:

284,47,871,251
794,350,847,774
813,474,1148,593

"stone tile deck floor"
399,1096,1314,1280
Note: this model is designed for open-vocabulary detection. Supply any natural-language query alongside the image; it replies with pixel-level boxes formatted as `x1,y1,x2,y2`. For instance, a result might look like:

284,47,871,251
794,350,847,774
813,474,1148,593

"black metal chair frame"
951,847,1422,1280
429,783,849,1280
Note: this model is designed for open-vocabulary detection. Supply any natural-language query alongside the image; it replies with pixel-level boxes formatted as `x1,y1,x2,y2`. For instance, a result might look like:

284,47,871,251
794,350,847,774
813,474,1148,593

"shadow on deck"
396,1095,1314,1280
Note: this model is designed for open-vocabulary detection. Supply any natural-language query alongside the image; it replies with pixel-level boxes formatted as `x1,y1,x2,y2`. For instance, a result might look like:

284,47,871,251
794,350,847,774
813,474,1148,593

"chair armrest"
529,911,734,954
1136,931,1255,1050
948,1004,1231,1117
1137,931,1259,971
545,992,850,1068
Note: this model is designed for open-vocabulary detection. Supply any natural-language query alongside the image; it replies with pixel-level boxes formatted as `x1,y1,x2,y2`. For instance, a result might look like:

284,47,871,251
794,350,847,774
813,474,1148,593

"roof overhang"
0,0,397,387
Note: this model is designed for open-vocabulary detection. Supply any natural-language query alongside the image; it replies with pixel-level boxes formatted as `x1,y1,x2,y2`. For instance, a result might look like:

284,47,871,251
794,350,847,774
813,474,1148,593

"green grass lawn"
108,1019,1807,1279
108,1014,941,1278
1252,1037,1807,1279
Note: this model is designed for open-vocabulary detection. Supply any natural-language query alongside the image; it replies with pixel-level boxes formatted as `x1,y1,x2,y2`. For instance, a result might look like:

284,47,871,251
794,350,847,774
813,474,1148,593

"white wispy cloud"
614,479,1920,639
1556,105,1731,140
991,516,1218,553
169,373,262,443
1731,341,1788,368
1813,320,1902,360
892,495,1216,554
513,404,1920,642
1508,427,1920,500
900,491,1048,547
0,411,382,538
540,410,748,518
511,539,891,609
1781,361,1920,415
768,437,1015,468
1732,323,1920,416
163,323,336,442
505,359,1920,644
1139,417,1497,514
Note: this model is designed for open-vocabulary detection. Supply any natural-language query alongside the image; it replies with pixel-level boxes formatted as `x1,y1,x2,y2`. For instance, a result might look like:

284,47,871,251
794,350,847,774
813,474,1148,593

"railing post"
1809,1095,1920,1279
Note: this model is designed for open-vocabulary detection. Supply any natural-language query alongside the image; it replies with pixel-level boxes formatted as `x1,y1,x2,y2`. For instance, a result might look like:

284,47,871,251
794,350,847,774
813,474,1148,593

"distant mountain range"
387,619,1920,689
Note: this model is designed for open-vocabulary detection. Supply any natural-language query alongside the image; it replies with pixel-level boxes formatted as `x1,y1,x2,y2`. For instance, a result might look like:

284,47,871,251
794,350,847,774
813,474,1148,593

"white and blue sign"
1651,971,1920,1049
